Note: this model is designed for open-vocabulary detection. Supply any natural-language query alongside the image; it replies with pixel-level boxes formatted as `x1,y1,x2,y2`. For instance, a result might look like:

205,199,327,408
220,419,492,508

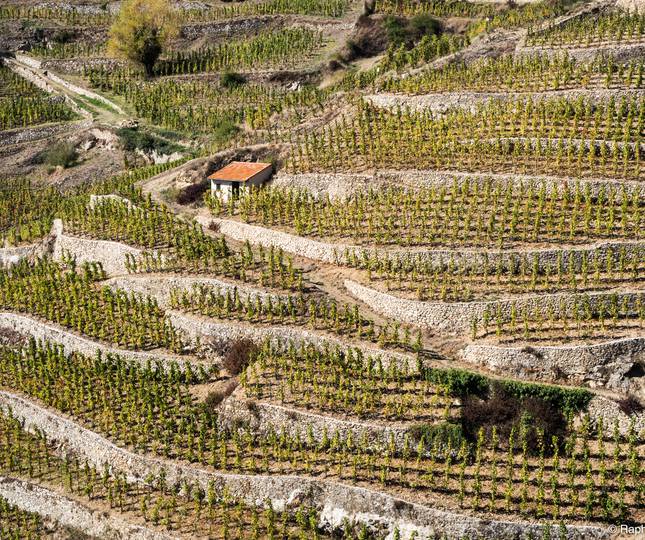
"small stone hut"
208,161,273,201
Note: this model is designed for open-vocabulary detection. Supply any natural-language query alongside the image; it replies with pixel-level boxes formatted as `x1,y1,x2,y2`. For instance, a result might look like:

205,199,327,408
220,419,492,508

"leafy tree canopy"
108,0,178,76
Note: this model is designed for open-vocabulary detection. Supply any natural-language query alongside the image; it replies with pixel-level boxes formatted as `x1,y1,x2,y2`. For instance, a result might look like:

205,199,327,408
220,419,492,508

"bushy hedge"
496,379,593,414
423,367,488,398
408,421,464,451
423,366,592,413
116,127,182,155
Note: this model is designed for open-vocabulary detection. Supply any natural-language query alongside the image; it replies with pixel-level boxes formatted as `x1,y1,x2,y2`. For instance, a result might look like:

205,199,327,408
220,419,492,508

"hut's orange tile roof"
207,161,272,182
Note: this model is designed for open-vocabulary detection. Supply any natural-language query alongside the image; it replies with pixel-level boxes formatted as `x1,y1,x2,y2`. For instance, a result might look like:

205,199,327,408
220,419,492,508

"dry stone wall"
0,476,174,540
516,42,645,62
345,279,643,333
271,173,374,200
88,193,137,209
215,211,644,272
41,58,124,75
168,310,416,370
273,169,642,199
0,312,203,371
0,120,91,146
51,219,142,276
345,280,644,394
10,54,124,115
14,54,125,116
181,16,274,40
461,337,645,395
47,67,125,113
617,0,645,11
365,89,645,114
0,391,610,540
586,394,645,435
204,216,347,264
379,240,645,273
219,391,414,451
4,58,90,120
104,274,284,309
13,54,41,70
0,241,50,267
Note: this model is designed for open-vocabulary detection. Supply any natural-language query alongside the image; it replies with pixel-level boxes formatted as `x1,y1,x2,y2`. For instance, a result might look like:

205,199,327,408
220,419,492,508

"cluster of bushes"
383,13,442,47
338,12,443,65
116,127,182,155
223,338,257,375
421,366,591,413
204,338,257,409
417,367,593,454
40,141,78,169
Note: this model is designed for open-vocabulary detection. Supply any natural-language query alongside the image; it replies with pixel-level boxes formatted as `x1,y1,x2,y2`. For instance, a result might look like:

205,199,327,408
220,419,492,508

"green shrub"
116,127,181,155
409,14,441,38
409,422,464,451
496,379,592,414
44,142,78,168
384,15,407,45
423,366,592,413
220,71,247,89
52,29,76,44
424,367,489,398
384,13,441,47
212,118,239,146
461,382,568,455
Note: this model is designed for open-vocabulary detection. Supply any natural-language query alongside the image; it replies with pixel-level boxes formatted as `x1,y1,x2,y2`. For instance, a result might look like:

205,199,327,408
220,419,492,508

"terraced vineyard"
0,0,644,537
527,11,645,48
0,64,77,129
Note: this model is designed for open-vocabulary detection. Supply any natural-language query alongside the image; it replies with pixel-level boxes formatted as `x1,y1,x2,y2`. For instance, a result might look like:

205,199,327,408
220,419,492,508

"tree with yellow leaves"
107,0,178,76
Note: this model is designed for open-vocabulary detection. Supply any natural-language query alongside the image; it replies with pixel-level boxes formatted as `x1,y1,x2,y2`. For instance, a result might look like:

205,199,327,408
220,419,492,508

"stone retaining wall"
273,169,642,199
0,241,49,267
207,209,644,272
0,312,203,371
13,54,41,70
11,53,126,116
586,394,645,435
47,69,125,114
12,53,124,115
345,279,642,333
374,240,645,274
461,337,645,395
0,120,91,146
345,279,643,392
104,274,284,308
365,89,645,114
0,391,609,540
181,16,274,40
220,391,414,451
51,219,142,276
4,58,90,120
41,57,124,75
517,43,645,63
0,476,173,540
204,216,346,264
271,172,374,200
88,193,137,209
168,310,416,370
617,0,645,11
